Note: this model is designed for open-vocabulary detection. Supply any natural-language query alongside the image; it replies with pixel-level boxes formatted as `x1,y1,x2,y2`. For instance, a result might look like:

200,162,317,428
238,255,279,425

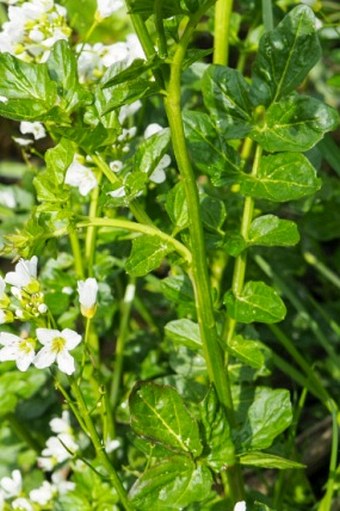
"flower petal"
36,328,60,346
34,346,56,369
61,329,82,350
56,350,75,375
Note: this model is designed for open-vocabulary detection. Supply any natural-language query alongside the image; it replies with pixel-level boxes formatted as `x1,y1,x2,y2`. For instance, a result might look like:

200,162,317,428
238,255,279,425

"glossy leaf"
251,5,321,106
165,319,201,350
200,387,235,471
200,195,227,231
239,153,321,202
129,382,203,456
202,65,253,138
47,40,90,112
251,95,339,152
183,111,240,186
165,182,189,231
129,455,213,509
223,232,247,257
233,386,292,450
135,128,171,178
229,335,271,370
0,53,58,121
239,451,305,470
125,235,173,277
128,0,184,17
103,79,159,114
224,281,286,324
248,215,300,247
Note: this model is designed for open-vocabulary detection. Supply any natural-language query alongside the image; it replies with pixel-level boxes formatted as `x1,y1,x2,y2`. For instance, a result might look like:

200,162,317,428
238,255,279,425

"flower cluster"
0,413,76,508
0,0,71,63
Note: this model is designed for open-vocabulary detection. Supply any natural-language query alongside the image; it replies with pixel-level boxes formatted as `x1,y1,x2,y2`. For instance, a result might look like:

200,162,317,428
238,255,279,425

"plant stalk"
213,0,234,65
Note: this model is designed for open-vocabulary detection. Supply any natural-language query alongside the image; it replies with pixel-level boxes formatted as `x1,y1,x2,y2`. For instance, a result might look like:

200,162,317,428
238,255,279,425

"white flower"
12,498,33,511
62,286,73,295
233,501,247,511
109,160,123,173
29,481,54,505
51,470,75,494
149,154,171,184
0,189,16,208
0,95,8,103
13,137,33,146
34,328,82,375
118,100,142,124
50,410,72,435
107,186,126,199
39,433,78,467
5,256,38,290
0,469,22,498
64,154,97,196
96,0,124,18
144,123,163,139
0,332,35,371
77,278,98,319
105,437,120,453
20,121,46,140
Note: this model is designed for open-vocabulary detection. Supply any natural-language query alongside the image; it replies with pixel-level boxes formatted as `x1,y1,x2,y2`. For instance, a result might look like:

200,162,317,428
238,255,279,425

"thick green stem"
318,411,339,511
262,0,274,32
164,12,244,501
85,173,102,277
77,217,192,264
69,229,85,279
213,0,234,65
70,380,133,511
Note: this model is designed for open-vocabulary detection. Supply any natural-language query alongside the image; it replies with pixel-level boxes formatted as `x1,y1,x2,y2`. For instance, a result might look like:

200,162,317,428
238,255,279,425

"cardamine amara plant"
0,0,339,509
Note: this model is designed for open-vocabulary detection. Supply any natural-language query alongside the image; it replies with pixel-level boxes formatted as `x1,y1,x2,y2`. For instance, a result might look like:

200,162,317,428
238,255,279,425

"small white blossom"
0,189,16,208
118,100,142,124
29,481,54,505
62,286,73,295
20,121,46,140
12,498,33,511
109,160,123,173
13,137,33,146
64,154,97,196
0,332,35,371
38,433,78,469
50,410,72,435
0,469,22,498
233,501,247,511
5,256,38,290
144,123,163,139
34,328,82,375
149,154,171,184
107,186,126,199
77,278,98,319
51,470,75,494
96,0,124,18
0,95,8,103
0,277,5,299
37,303,48,314
105,437,120,453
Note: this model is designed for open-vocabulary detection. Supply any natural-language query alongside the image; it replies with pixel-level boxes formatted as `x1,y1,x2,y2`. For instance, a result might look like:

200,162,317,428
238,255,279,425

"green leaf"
251,5,321,106
101,57,160,88
103,79,159,114
248,215,300,247
183,111,240,185
0,368,46,417
165,182,189,231
129,455,213,509
233,386,292,450
200,387,235,471
33,139,75,204
165,319,201,350
135,128,171,178
239,153,321,202
125,235,173,277
54,123,120,152
251,95,339,152
229,335,271,370
129,382,203,456
47,40,90,112
224,281,286,324
200,195,227,231
127,0,184,18
202,65,253,138
0,53,58,121
223,232,247,257
239,451,305,469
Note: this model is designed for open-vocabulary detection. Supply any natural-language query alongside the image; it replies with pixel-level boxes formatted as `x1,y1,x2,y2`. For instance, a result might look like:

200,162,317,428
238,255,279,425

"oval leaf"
224,281,286,324
239,451,305,470
125,235,173,277
165,319,202,350
239,152,321,202
248,215,300,247
129,382,202,456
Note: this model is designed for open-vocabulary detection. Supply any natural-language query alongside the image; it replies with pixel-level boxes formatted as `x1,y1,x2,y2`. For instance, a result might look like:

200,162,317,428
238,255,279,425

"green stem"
154,0,168,58
164,10,244,501
69,229,85,279
70,379,133,511
318,411,339,511
110,278,136,409
77,217,192,265
262,0,274,32
213,0,234,65
304,251,340,291
85,173,102,277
